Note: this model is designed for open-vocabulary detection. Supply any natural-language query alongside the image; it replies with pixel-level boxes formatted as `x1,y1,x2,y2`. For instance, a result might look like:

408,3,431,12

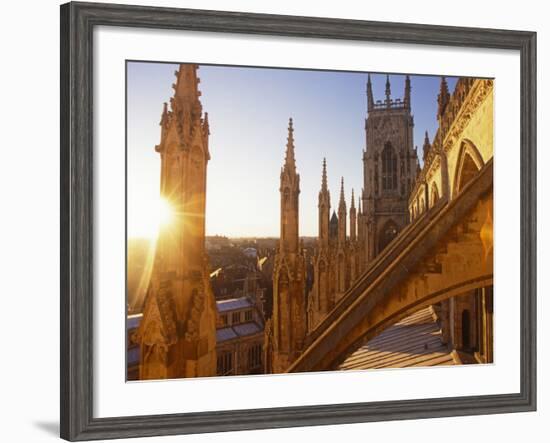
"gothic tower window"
381,143,397,191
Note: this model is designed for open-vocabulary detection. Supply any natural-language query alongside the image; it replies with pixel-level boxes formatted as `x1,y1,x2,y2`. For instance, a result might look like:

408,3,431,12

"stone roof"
339,306,456,370
127,313,143,330
216,322,263,343
216,297,255,313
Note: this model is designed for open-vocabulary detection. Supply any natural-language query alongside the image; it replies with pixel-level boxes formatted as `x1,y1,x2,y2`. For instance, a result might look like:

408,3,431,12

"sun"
158,197,175,229
128,194,176,239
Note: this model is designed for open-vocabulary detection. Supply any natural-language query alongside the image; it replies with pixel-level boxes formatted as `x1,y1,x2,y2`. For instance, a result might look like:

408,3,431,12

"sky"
127,62,457,238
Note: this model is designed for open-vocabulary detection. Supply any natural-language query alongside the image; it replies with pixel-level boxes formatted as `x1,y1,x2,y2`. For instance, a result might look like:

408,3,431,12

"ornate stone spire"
321,157,328,192
422,130,431,161
160,102,169,126
283,117,297,174
164,64,204,147
318,158,331,245
202,111,210,135
437,76,450,119
367,73,374,112
173,64,202,109
338,177,346,213
385,74,391,107
350,189,356,242
404,75,411,109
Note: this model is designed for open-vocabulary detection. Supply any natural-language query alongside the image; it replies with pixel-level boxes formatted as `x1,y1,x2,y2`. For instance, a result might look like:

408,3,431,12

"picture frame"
60,1,537,441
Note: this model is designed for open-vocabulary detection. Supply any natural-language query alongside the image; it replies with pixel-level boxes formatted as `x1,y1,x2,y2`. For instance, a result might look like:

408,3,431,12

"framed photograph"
60,1,537,440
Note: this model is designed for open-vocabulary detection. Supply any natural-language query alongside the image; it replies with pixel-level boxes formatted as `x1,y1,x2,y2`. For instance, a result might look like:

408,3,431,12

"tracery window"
381,143,398,191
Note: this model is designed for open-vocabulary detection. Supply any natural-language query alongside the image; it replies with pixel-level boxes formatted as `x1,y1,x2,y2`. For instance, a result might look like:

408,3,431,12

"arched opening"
462,309,471,349
454,140,484,197
378,220,398,253
381,143,397,192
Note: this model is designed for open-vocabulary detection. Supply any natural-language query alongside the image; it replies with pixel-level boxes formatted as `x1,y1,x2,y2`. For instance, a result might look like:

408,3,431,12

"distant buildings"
216,295,265,375
127,289,266,378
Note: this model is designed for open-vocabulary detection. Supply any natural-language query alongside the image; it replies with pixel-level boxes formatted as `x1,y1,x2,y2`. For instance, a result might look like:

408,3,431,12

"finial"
367,73,374,112
203,111,210,135
339,177,346,211
160,102,169,126
404,75,411,109
321,158,328,191
172,64,202,118
437,76,450,118
284,117,296,172
385,74,391,106
423,130,430,160
351,189,356,209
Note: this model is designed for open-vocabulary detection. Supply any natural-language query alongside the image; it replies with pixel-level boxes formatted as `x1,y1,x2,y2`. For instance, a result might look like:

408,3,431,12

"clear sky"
127,62,457,238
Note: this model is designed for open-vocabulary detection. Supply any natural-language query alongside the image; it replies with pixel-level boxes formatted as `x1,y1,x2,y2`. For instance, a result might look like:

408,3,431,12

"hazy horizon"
127,62,457,239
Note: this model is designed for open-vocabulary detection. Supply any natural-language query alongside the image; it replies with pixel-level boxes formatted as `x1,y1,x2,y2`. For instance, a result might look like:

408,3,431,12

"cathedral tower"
270,118,307,372
361,74,418,263
137,64,217,380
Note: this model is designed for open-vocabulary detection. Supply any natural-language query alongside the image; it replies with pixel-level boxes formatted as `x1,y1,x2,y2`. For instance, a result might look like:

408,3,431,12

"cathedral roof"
339,306,457,370
216,322,263,343
216,296,255,313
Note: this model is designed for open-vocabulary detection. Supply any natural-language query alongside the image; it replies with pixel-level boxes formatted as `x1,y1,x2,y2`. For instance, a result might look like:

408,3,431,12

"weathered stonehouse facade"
136,64,217,379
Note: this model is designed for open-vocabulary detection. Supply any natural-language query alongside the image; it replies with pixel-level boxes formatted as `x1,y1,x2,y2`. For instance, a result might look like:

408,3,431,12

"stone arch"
430,182,440,208
453,139,484,198
378,219,399,253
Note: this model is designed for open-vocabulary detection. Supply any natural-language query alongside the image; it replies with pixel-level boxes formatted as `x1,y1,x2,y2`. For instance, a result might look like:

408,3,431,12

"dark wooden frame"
60,1,537,440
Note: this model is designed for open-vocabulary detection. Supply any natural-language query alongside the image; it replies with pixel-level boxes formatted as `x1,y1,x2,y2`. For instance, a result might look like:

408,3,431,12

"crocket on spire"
283,117,297,174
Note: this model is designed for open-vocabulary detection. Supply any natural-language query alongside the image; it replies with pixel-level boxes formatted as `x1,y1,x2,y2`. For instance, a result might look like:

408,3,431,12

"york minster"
126,62,493,380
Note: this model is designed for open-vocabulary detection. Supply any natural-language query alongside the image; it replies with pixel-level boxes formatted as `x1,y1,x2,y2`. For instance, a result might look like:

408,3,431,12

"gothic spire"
283,117,296,174
321,157,328,192
358,198,362,215
160,102,169,126
172,64,202,112
385,74,391,106
367,73,374,112
437,76,450,119
202,111,210,134
350,188,356,209
338,177,346,213
423,130,431,161
404,75,411,109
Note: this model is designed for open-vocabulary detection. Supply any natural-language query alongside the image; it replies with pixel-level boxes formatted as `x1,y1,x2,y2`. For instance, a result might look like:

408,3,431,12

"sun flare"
128,194,175,239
